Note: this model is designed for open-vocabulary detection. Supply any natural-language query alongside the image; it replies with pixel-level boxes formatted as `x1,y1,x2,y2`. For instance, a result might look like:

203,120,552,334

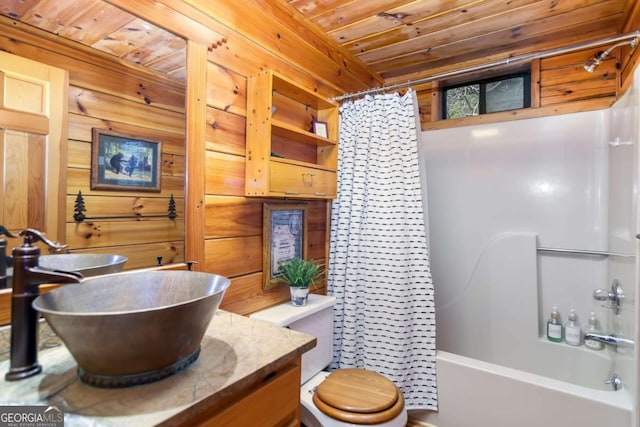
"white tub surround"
421,351,632,427
421,90,638,426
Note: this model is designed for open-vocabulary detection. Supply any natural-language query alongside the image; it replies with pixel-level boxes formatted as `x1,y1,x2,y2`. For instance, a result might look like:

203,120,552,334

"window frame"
442,71,531,119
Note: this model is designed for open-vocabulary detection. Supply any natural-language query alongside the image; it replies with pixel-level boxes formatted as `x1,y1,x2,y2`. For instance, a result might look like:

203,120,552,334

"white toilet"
250,294,408,427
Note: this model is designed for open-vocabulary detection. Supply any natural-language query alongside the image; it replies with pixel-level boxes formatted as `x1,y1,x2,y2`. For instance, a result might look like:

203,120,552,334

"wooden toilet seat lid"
313,368,404,424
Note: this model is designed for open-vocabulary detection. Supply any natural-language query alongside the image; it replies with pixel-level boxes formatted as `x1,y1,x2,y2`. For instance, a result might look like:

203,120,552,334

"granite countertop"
0,310,316,426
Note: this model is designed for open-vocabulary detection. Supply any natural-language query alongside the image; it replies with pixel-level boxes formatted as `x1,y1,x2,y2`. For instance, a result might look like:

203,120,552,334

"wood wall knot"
136,83,151,104
75,94,86,114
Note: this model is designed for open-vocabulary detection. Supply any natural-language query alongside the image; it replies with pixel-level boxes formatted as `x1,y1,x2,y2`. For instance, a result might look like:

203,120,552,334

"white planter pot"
290,286,310,306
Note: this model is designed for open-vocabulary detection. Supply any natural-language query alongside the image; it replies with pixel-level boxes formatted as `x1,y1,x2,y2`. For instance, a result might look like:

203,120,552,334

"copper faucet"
5,229,83,381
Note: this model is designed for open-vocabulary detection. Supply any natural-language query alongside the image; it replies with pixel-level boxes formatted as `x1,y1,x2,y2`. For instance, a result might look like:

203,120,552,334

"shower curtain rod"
334,29,640,102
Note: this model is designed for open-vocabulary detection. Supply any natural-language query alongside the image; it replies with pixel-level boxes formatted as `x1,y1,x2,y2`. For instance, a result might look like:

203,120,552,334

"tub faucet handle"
593,279,623,314
604,373,622,391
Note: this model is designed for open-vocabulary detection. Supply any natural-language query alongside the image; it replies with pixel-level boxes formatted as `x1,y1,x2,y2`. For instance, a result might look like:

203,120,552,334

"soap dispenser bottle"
585,312,604,350
564,309,581,346
547,306,563,343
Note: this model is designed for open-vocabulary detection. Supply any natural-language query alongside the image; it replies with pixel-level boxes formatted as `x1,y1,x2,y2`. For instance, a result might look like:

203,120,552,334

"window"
443,72,531,119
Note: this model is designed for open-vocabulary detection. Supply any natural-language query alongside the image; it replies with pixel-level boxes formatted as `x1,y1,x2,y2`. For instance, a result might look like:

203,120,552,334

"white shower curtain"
328,90,437,410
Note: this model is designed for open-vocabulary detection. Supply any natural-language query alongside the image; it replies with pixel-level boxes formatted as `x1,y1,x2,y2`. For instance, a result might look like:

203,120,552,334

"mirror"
0,52,68,296
0,8,188,326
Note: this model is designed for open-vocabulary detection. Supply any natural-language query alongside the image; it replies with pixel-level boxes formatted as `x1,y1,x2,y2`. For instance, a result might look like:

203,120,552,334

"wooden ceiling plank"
120,26,186,66
353,0,618,61
57,0,137,45
167,67,187,83
377,20,619,79
328,0,492,45
145,47,188,76
286,0,359,20
371,21,620,76
622,0,640,32
91,17,169,58
20,0,92,34
0,0,37,20
311,0,424,32
104,0,227,48
357,0,625,65
379,19,619,84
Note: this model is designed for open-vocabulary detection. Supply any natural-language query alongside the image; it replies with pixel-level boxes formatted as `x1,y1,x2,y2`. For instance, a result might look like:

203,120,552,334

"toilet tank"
250,294,336,384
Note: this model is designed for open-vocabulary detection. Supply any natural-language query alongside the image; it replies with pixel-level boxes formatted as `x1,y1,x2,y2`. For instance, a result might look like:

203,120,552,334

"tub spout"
5,229,84,381
584,332,635,348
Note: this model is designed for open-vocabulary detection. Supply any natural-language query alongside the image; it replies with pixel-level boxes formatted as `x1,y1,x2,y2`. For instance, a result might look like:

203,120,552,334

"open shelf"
245,70,339,199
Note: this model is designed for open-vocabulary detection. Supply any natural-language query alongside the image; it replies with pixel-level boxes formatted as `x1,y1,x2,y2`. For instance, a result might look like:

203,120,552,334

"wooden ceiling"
0,0,188,82
1,0,638,88
287,0,639,85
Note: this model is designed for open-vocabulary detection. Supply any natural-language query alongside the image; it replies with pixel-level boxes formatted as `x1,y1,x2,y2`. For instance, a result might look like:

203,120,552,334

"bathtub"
409,232,635,427
419,102,639,427
414,350,633,427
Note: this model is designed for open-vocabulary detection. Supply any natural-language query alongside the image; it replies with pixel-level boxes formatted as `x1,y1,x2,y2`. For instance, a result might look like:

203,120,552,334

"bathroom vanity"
0,310,316,426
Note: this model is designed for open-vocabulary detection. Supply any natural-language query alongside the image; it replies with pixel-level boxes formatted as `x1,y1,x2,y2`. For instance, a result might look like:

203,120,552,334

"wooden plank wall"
0,10,333,316
202,64,330,315
0,16,186,270
540,47,618,106
620,2,640,93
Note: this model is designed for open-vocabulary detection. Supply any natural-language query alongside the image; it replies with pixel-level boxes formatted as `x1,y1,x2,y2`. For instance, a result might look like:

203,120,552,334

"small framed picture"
312,120,328,138
91,128,162,192
263,203,308,289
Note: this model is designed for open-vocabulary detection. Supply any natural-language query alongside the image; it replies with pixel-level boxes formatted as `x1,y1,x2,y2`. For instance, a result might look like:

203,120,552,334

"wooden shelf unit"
245,70,339,199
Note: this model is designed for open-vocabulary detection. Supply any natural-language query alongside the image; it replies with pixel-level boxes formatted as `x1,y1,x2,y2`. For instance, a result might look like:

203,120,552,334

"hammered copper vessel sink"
4,254,127,289
38,254,128,277
32,270,230,387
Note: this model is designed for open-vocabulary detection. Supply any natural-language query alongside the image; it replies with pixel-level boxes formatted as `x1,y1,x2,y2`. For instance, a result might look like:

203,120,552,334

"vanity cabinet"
245,70,339,199
191,359,301,427
0,310,315,427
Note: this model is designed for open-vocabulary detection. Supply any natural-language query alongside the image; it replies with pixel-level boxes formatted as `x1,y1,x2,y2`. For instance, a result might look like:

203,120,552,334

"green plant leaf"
277,258,324,288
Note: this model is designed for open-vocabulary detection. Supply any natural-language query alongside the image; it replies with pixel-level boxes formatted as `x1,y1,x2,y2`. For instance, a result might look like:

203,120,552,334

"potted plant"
278,258,324,306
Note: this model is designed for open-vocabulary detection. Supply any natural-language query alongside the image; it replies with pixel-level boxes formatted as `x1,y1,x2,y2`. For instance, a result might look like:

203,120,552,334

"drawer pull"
314,192,326,196
284,190,299,195
301,172,315,188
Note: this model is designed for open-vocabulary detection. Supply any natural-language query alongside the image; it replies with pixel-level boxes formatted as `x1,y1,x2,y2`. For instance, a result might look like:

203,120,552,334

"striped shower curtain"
328,90,437,410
